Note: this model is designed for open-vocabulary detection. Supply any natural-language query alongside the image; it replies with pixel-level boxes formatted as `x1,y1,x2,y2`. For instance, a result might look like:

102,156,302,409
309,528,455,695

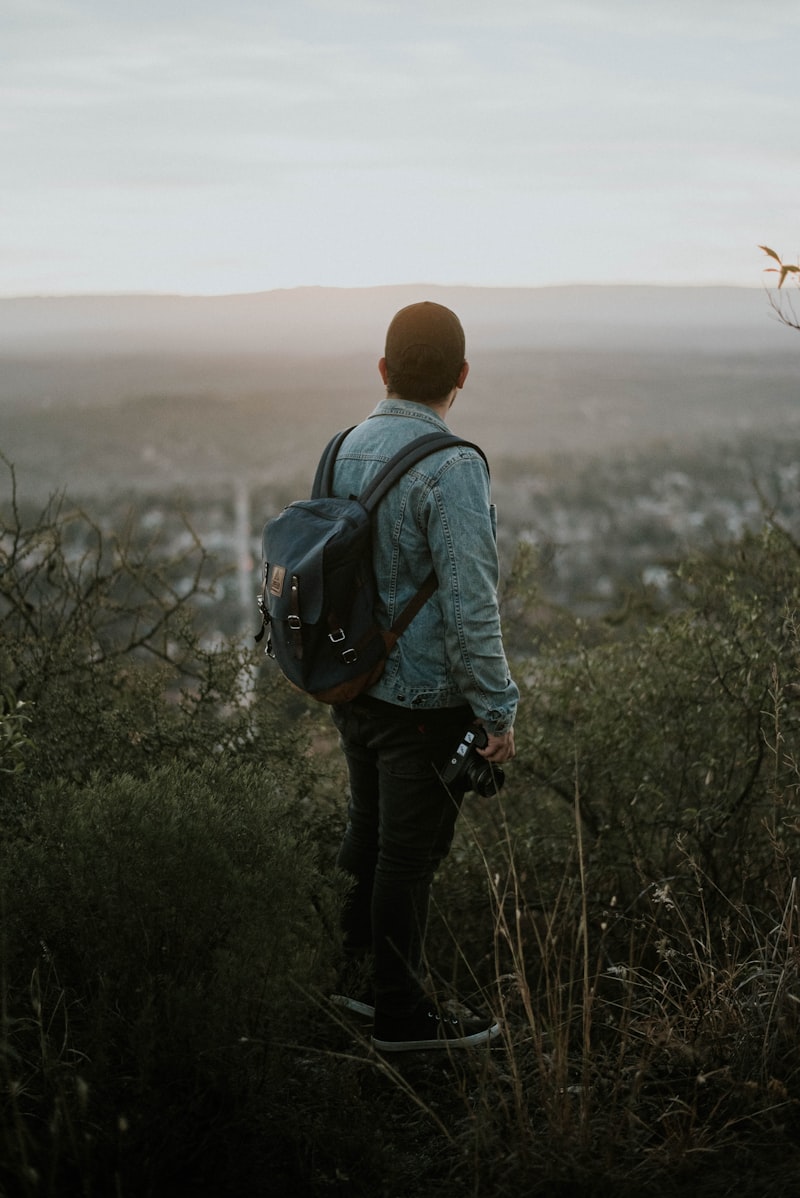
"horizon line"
0,280,769,302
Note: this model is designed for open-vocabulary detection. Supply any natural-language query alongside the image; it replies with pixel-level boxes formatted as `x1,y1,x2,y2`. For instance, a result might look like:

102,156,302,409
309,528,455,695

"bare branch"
760,245,800,331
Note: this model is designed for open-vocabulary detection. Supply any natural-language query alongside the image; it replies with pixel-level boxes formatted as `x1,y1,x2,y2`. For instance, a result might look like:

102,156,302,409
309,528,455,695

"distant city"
2,285,798,639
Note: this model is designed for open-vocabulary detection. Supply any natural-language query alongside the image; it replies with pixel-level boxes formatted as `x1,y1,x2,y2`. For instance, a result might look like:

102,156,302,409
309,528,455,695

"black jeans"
331,696,471,1018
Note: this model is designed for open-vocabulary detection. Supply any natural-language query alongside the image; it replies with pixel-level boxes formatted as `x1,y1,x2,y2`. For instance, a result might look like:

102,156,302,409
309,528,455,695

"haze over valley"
1,284,797,492
1,284,798,631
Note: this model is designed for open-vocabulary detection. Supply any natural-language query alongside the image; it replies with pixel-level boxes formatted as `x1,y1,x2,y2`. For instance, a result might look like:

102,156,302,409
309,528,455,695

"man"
329,301,518,1052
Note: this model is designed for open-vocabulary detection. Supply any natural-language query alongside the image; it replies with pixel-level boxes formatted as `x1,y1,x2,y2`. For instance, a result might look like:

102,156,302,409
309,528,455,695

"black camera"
440,725,505,797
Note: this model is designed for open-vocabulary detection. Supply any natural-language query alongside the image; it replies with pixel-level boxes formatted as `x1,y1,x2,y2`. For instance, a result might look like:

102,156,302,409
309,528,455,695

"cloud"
1,0,799,292
342,0,800,39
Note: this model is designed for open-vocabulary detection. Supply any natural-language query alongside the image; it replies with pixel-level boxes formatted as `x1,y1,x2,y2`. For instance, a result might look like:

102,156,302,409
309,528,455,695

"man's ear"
378,357,389,385
456,361,470,389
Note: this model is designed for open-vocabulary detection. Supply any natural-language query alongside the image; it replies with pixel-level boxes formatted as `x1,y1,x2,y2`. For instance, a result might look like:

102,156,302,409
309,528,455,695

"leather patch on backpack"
269,565,286,597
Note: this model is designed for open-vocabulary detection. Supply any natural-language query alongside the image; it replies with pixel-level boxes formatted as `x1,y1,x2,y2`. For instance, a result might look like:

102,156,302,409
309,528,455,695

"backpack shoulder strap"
311,426,355,499
358,432,488,512
304,429,489,647
364,432,489,638
311,428,488,506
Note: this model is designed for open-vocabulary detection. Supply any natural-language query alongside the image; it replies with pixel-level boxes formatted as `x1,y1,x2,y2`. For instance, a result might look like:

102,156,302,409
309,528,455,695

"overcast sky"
3,0,799,296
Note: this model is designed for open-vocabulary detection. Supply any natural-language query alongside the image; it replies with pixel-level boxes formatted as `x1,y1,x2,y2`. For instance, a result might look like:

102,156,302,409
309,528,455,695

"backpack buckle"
329,628,346,644
341,648,358,664
288,615,302,630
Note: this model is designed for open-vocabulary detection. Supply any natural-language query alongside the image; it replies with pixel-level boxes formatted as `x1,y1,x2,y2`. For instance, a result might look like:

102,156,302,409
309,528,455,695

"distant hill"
1,285,797,503
0,284,792,357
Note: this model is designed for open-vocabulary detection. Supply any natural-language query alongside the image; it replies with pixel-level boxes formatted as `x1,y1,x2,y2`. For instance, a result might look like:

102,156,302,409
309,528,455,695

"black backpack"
256,427,486,704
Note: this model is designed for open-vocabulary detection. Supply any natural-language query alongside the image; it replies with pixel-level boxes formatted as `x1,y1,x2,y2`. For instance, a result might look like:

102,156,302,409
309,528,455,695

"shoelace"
426,1010,460,1025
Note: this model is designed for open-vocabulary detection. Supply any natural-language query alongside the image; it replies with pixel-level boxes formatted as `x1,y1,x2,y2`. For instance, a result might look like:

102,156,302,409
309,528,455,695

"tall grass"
3,757,799,1196
416,764,800,1197
4,473,800,1195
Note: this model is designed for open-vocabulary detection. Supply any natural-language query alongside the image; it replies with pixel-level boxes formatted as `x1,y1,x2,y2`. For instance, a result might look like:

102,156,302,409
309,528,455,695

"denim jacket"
330,399,519,734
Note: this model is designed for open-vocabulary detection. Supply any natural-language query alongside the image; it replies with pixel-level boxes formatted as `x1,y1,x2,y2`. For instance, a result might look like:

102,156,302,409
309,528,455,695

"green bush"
0,462,316,825
511,524,800,906
0,758,344,1196
5,461,800,1196
414,523,800,1195
0,691,32,776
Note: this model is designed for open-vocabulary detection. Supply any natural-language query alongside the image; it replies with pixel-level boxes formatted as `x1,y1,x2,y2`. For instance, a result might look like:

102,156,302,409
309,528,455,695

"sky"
2,0,799,296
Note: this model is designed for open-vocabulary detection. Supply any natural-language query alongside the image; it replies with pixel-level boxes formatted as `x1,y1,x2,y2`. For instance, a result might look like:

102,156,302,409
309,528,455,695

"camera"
440,725,505,797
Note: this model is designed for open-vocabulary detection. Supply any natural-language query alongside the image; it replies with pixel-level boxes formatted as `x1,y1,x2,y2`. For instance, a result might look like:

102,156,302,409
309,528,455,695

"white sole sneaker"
330,993,376,1018
373,1011,500,1052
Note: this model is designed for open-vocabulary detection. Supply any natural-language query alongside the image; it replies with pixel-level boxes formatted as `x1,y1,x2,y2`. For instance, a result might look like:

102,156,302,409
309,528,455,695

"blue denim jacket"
330,399,519,734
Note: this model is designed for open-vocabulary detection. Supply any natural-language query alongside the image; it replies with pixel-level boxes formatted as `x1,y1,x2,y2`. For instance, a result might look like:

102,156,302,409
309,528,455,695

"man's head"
381,301,468,404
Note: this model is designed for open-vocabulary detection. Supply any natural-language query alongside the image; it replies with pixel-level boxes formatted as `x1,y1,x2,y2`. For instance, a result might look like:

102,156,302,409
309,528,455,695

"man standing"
330,301,518,1052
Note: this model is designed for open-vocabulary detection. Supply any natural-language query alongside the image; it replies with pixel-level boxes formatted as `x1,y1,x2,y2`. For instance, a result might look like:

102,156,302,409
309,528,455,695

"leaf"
778,264,800,289
759,244,782,262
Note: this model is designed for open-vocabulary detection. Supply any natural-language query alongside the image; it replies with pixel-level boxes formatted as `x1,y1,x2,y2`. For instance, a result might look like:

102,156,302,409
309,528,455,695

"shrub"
0,757,344,1196
0,691,32,777
415,522,800,1195
0,460,317,827
511,524,800,907
5,456,800,1196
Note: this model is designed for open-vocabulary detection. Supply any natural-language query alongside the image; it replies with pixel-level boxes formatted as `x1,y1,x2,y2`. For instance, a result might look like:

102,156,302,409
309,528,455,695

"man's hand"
477,727,515,764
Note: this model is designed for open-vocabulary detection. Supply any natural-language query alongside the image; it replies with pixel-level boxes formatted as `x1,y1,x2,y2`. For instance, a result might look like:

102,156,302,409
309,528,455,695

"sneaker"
330,990,375,1019
372,1003,500,1052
